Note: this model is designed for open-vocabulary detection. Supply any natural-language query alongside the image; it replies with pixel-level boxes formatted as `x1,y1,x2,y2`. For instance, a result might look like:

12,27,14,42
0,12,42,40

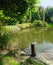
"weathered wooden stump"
31,44,36,57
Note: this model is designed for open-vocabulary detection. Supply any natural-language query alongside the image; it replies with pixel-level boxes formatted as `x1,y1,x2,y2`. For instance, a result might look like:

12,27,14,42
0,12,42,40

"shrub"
33,20,48,27
0,26,11,50
0,26,20,52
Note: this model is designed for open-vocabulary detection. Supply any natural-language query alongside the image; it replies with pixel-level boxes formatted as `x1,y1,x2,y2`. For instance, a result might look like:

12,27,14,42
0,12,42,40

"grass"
48,23,53,27
0,53,47,65
0,54,20,65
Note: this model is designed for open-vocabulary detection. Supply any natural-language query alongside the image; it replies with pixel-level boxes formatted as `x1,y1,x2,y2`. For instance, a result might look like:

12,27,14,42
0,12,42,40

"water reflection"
19,28,53,51
8,27,53,51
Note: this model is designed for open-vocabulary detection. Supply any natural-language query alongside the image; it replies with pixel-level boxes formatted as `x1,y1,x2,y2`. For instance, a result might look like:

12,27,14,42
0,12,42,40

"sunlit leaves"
0,0,39,25
0,0,28,18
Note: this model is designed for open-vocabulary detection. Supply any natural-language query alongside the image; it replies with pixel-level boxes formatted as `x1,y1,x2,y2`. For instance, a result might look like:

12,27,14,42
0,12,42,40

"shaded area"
22,57,47,65
0,0,28,25
0,54,3,65
0,0,28,17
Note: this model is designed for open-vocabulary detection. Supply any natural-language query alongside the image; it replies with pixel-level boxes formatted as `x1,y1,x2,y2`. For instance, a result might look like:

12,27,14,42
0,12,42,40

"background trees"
45,7,53,23
0,0,53,25
0,0,28,25
0,0,39,25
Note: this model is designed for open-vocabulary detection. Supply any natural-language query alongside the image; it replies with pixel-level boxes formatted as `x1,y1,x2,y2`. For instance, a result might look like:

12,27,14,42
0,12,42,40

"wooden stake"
31,44,36,57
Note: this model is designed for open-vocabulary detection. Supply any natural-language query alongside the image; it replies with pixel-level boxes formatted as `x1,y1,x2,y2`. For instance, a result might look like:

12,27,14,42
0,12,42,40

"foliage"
45,7,53,23
0,26,11,50
0,0,40,25
0,26,20,51
48,23,53,27
26,0,39,22
0,0,28,25
29,11,39,22
0,10,18,25
0,0,28,17
38,6,44,21
33,20,48,27
0,55,20,65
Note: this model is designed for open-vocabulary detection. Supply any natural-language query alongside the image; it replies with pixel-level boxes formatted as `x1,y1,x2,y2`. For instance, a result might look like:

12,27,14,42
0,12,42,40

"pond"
9,27,53,53
19,27,53,54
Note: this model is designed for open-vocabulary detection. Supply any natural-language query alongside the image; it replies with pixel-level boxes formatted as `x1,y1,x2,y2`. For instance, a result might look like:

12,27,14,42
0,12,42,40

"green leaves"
0,0,28,17
0,0,28,25
45,7,53,23
0,0,39,25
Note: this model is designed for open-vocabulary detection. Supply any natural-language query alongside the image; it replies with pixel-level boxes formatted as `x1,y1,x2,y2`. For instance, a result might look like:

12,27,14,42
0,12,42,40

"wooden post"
31,44,36,57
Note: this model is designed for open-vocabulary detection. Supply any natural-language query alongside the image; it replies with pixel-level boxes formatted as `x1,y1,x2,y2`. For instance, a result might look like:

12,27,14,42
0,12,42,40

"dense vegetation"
0,0,39,25
45,7,53,23
0,0,53,65
0,0,53,25
0,0,28,25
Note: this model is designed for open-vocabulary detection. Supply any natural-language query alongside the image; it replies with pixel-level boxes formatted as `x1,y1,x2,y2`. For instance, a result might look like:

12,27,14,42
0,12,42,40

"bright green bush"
33,20,48,27
0,10,19,25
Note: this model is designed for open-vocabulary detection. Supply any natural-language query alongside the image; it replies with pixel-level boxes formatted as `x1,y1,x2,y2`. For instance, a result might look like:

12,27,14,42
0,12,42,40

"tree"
0,0,28,25
45,7,53,23
0,0,40,25
24,0,40,23
38,6,44,21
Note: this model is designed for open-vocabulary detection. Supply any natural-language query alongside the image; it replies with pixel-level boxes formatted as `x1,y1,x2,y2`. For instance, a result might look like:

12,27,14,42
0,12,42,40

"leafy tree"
0,0,28,25
0,0,40,25
24,0,40,23
45,7,53,23
0,0,28,17
38,6,44,21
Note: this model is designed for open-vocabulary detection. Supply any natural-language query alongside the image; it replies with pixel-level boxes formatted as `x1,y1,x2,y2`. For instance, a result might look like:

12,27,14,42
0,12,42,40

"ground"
0,50,47,65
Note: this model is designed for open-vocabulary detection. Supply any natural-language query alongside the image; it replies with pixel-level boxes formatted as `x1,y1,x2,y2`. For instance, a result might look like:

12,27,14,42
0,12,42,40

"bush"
0,26,11,50
0,10,19,25
33,20,48,27
0,26,20,52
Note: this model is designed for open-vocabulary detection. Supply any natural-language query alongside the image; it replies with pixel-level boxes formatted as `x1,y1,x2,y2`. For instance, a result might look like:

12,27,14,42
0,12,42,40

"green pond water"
9,27,53,53
5,28,53,52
